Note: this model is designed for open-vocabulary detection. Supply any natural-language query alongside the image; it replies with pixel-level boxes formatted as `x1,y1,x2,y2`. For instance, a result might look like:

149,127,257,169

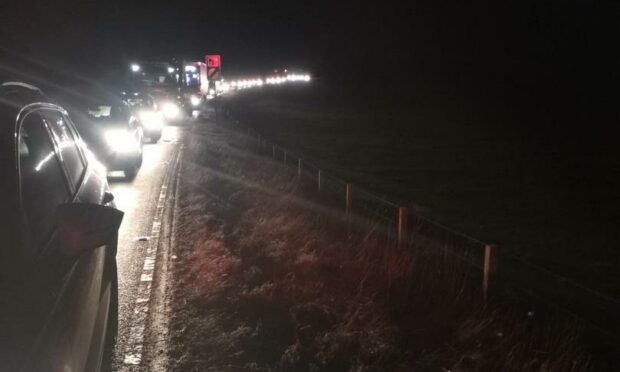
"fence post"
284,151,287,165
483,244,499,302
398,207,409,249
297,159,302,178
345,183,352,215
272,145,276,159
318,170,322,192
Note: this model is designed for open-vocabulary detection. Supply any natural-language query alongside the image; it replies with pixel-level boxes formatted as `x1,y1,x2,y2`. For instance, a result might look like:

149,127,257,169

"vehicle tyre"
123,166,137,180
101,256,118,372
124,152,142,180
150,133,161,143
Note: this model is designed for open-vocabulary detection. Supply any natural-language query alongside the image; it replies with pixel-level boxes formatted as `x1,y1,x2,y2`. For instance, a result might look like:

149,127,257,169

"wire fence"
232,121,620,340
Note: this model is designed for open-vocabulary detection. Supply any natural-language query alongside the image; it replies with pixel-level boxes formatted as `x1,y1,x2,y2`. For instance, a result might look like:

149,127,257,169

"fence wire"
239,123,620,338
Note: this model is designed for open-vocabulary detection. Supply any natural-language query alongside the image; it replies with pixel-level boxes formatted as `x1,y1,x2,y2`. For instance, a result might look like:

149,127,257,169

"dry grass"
167,122,593,372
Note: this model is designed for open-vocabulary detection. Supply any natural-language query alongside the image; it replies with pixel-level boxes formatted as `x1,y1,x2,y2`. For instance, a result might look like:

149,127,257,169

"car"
124,91,164,143
71,96,144,180
150,92,184,123
0,82,122,372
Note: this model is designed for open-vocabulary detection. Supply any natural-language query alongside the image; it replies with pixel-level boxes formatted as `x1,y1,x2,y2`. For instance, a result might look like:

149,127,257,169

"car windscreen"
85,104,129,126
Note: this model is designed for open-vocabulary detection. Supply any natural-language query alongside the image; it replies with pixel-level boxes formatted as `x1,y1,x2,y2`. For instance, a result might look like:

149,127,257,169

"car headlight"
162,102,180,119
105,129,139,152
190,95,201,106
139,110,164,130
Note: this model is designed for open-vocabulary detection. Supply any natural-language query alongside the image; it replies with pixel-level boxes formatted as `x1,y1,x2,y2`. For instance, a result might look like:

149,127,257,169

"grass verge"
167,120,593,371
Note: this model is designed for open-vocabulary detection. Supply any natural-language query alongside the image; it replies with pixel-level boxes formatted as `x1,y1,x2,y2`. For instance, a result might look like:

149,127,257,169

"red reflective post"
346,184,352,215
398,207,409,249
483,244,499,302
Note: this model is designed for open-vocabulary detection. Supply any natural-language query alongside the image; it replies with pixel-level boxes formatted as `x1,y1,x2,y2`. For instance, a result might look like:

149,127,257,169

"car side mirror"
55,203,124,257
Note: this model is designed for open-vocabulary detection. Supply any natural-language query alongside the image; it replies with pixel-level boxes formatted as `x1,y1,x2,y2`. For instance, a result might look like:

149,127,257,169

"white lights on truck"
190,95,201,106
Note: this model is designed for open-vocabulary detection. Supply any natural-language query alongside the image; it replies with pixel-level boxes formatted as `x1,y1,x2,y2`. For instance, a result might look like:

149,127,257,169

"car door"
18,107,106,372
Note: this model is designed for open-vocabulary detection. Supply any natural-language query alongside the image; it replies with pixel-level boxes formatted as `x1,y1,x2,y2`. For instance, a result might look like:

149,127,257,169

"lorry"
126,59,215,120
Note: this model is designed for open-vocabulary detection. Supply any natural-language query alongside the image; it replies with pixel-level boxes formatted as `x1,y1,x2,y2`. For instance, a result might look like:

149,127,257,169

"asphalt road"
107,124,185,371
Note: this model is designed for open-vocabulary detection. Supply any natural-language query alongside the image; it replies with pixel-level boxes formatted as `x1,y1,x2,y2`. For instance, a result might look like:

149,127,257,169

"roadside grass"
168,121,592,371
222,89,620,300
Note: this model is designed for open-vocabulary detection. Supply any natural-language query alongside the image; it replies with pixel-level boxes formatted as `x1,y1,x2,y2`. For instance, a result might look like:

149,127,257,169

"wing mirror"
55,203,124,257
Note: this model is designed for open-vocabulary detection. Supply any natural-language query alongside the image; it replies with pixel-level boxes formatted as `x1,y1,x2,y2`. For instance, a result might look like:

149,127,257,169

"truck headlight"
190,95,201,106
105,129,139,152
162,102,180,119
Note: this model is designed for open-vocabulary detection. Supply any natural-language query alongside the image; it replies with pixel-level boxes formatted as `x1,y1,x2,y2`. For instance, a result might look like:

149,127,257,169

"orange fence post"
346,184,352,215
483,244,499,302
398,207,409,249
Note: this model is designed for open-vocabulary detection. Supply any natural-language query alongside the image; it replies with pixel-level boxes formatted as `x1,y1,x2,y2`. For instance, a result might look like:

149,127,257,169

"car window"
40,110,86,188
86,103,126,121
19,112,71,246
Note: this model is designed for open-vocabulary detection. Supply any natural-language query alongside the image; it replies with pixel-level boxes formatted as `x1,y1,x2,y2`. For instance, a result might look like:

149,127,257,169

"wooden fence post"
284,151,287,165
297,159,302,177
272,145,276,159
345,184,352,215
483,244,499,302
398,207,409,249
318,170,322,192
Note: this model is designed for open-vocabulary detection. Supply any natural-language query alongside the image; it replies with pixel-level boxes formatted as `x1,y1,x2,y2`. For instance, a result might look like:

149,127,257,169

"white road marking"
121,147,179,367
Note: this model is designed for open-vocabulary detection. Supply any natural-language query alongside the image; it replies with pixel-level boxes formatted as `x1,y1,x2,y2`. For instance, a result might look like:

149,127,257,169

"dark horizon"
1,0,619,148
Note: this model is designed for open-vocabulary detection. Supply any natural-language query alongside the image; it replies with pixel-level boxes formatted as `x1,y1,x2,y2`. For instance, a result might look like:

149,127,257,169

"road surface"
107,124,185,371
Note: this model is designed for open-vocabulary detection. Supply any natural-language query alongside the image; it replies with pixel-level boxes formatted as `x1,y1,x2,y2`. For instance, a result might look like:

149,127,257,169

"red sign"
206,55,221,68
207,67,221,81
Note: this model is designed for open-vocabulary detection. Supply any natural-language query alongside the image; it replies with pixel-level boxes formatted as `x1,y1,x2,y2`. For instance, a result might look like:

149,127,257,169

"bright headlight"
105,129,139,152
139,110,164,129
162,102,180,119
190,95,201,106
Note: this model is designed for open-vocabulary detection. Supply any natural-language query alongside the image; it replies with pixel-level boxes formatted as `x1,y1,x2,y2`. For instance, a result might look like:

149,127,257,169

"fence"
247,129,500,302
235,123,620,340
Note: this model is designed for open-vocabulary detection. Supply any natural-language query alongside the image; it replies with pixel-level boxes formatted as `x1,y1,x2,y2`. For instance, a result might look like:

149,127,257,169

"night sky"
1,0,618,134
2,1,617,76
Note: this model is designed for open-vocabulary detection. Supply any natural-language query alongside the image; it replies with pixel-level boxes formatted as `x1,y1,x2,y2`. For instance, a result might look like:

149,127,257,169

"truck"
125,59,216,121
180,61,214,112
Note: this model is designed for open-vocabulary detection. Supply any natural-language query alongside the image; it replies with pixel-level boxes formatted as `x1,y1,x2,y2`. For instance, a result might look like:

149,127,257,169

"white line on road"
122,147,180,367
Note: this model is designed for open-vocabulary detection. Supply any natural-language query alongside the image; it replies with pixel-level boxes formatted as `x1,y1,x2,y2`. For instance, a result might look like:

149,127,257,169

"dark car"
0,82,122,371
124,91,164,143
71,97,144,180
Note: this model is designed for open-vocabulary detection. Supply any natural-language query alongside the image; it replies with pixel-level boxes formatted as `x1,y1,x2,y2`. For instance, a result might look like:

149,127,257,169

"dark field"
222,82,620,300
168,119,595,371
